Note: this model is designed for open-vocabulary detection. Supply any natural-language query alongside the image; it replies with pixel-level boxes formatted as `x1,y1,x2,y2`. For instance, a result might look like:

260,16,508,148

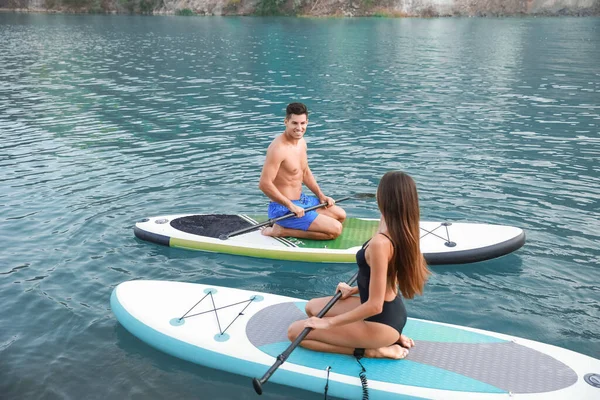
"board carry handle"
252,271,359,395
219,193,374,240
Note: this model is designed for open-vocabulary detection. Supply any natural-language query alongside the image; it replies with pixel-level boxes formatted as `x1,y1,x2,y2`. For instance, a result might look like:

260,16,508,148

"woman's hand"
304,316,332,330
336,282,355,299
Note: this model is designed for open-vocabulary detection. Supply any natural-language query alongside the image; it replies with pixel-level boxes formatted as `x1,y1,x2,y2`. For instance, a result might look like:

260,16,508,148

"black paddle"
252,271,359,395
218,193,374,240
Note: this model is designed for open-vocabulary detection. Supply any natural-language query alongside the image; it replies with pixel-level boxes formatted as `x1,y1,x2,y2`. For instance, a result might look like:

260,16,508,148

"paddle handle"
220,195,352,240
252,271,359,395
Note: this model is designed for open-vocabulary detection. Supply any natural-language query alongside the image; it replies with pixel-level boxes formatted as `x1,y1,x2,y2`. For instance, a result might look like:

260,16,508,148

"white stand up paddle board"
134,214,525,264
111,280,600,399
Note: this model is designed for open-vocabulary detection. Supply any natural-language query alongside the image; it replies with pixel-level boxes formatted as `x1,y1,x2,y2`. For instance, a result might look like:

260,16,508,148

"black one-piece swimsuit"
356,233,407,336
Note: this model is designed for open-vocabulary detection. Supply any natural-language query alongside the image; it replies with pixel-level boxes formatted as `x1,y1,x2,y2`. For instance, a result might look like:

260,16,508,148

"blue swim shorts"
267,193,320,231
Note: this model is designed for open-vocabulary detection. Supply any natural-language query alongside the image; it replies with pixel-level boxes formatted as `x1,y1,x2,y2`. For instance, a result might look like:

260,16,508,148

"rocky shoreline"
1,0,599,17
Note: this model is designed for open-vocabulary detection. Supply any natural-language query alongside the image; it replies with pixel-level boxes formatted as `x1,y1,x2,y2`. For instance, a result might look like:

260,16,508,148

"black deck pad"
170,215,255,238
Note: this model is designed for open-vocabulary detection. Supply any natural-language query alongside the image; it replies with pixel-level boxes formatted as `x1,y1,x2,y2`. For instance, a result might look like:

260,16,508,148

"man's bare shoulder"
264,135,287,162
268,134,284,148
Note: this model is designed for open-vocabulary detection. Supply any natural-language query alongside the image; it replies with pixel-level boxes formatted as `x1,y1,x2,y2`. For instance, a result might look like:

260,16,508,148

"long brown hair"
377,171,430,299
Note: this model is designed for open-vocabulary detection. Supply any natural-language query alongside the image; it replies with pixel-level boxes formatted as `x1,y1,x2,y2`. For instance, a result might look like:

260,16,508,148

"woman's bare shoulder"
371,233,394,247
365,234,394,260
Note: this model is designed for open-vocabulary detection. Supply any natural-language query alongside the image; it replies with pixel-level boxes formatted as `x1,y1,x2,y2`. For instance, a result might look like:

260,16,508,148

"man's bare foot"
365,344,409,360
261,224,283,237
398,334,415,349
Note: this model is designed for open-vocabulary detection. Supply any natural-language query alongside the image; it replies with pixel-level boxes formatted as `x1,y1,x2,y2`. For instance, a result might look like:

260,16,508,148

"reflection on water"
0,13,599,399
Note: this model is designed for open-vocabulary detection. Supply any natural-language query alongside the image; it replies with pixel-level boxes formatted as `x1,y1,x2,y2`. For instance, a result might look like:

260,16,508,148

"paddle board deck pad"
111,280,600,399
133,215,525,264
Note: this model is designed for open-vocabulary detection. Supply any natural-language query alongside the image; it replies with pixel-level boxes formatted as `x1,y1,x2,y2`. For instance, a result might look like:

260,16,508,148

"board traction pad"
171,214,252,238
245,302,578,394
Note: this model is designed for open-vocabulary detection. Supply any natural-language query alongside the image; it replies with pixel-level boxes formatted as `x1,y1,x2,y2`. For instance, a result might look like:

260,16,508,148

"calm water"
1,13,599,399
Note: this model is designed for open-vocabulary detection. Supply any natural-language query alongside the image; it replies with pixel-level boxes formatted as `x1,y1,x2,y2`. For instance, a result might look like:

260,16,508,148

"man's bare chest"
280,151,307,176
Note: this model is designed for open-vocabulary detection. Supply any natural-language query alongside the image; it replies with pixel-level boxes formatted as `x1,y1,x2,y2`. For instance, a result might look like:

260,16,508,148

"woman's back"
356,233,407,335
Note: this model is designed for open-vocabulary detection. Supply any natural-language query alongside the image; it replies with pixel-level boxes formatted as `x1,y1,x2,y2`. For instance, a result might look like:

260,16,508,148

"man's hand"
319,195,335,208
289,203,305,218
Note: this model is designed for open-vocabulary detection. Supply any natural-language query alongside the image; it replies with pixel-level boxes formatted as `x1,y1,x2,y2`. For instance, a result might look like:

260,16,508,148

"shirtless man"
259,103,346,240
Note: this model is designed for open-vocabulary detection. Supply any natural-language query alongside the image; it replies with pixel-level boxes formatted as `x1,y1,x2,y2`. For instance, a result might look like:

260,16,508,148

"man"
259,103,346,240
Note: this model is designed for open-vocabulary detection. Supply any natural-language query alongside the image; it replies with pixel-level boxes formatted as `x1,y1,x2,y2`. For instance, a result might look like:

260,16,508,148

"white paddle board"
134,215,525,264
111,280,600,399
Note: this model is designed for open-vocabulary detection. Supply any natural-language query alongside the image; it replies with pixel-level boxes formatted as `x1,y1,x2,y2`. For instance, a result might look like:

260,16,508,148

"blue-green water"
1,13,599,399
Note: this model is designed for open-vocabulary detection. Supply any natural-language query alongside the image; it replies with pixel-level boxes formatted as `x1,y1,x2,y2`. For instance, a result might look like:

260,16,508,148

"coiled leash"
322,350,369,400
353,348,369,400
323,366,331,399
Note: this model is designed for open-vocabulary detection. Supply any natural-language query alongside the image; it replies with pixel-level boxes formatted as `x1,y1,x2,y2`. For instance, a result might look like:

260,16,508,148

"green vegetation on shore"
0,0,598,17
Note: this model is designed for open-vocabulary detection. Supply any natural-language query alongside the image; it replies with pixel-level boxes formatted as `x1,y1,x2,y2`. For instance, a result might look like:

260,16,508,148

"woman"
287,171,430,359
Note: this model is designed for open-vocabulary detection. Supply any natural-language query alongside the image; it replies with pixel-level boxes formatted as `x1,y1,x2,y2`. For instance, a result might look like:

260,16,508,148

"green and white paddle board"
111,280,600,399
134,214,525,264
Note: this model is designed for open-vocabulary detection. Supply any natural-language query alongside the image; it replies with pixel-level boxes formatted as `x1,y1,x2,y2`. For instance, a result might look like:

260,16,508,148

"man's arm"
303,166,335,207
300,139,332,204
259,144,295,209
302,166,325,201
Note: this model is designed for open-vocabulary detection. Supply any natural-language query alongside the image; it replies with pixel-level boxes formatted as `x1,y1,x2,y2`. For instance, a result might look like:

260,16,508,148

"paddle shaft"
252,271,359,395
220,195,354,240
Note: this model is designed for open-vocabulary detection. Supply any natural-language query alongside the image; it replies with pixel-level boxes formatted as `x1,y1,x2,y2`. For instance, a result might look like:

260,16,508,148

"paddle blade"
353,193,375,200
252,378,263,395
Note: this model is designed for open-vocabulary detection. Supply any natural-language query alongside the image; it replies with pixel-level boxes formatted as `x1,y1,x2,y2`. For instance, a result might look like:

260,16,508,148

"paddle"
252,271,359,395
218,193,374,240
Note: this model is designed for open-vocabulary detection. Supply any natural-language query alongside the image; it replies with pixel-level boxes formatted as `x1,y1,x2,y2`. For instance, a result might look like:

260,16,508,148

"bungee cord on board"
176,293,258,336
420,222,456,247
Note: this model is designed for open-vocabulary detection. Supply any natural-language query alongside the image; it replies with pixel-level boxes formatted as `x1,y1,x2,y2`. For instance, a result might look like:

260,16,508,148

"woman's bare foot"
398,334,415,349
261,224,283,237
365,344,409,360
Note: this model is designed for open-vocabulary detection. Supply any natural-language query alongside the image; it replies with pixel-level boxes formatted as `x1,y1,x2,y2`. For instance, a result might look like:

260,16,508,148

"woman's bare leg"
287,317,405,359
299,340,408,359
398,334,415,349
365,344,409,359
305,295,361,317
296,296,409,359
